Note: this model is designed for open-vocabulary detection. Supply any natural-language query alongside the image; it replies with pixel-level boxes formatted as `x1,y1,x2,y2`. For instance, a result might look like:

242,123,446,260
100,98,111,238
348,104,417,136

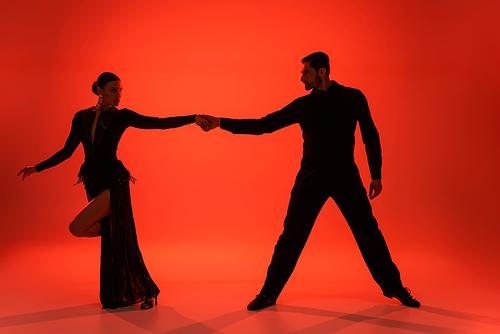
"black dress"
35,107,195,308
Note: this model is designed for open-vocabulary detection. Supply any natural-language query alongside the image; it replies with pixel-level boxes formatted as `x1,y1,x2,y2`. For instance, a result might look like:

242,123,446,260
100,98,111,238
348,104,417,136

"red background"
1,0,499,314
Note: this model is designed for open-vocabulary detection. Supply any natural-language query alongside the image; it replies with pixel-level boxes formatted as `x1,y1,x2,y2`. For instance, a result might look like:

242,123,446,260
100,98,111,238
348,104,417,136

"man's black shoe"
383,287,421,307
247,294,276,311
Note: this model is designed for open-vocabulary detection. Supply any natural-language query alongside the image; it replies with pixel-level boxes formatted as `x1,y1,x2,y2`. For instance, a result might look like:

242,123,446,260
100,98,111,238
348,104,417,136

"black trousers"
259,165,403,300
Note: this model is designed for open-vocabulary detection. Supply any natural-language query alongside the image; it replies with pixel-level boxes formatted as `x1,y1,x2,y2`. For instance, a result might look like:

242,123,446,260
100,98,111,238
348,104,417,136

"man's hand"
196,114,221,131
369,179,382,199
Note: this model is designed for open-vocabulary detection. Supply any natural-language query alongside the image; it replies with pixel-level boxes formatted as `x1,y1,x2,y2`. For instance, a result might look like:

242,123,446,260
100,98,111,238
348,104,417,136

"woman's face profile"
98,80,122,108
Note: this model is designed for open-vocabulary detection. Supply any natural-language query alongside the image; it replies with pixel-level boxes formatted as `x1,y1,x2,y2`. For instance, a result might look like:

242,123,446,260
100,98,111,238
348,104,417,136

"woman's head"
92,72,122,108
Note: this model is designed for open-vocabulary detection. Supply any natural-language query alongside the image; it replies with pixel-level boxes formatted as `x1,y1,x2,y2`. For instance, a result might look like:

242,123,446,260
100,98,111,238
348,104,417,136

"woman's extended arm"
18,111,82,180
124,109,197,130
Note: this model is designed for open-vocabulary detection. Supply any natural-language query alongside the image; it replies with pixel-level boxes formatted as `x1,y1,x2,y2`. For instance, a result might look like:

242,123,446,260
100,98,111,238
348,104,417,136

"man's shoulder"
283,94,311,110
332,81,364,98
295,94,312,103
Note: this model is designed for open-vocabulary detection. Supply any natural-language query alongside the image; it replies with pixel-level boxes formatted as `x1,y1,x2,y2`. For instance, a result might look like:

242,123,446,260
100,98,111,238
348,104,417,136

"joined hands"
195,115,220,132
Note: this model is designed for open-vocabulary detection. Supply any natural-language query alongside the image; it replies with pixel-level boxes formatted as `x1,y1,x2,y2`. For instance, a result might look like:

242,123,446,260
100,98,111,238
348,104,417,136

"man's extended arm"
199,102,298,135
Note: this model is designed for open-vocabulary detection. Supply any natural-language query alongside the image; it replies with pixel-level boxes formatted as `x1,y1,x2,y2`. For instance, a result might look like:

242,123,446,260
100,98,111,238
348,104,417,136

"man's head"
302,52,330,75
301,52,330,91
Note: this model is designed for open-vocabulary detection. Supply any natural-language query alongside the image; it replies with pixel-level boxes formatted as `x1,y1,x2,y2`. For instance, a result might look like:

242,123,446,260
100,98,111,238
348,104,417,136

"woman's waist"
78,159,134,184
79,159,127,175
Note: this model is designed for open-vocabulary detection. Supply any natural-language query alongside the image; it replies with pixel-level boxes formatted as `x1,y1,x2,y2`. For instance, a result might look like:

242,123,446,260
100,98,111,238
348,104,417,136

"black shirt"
220,81,382,180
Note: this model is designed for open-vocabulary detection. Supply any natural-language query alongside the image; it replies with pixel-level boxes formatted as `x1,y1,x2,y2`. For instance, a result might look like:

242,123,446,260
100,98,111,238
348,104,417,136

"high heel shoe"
140,296,157,310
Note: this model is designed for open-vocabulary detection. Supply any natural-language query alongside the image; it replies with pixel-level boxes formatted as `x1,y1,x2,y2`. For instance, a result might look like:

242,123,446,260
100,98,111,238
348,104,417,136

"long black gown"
35,107,195,308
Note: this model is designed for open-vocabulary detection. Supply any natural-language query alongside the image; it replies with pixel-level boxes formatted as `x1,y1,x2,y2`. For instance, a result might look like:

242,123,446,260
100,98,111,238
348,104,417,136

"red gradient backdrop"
1,0,499,312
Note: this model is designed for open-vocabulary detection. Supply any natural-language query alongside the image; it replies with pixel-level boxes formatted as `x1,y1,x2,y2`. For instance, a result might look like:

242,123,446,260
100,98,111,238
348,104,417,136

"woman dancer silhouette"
18,72,207,309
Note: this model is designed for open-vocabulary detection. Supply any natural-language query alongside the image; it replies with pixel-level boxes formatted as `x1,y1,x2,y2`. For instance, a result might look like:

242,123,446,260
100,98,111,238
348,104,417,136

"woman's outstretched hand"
17,167,38,180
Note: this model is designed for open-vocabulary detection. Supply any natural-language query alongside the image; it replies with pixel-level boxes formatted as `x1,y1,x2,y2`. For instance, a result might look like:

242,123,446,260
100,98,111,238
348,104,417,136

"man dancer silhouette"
200,52,419,309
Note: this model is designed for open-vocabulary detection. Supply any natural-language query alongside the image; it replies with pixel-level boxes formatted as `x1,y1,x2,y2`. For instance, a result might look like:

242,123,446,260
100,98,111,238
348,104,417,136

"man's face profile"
301,61,322,91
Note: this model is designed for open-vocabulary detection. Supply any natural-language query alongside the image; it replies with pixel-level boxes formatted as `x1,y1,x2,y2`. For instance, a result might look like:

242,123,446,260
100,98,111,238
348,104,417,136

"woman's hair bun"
92,72,120,96
92,81,98,95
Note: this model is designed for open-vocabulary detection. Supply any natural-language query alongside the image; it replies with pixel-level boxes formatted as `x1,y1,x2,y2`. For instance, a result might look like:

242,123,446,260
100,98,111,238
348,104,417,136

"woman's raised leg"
69,189,111,238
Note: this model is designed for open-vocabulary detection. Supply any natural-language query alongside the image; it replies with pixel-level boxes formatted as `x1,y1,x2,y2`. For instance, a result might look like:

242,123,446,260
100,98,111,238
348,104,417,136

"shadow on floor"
1,301,498,334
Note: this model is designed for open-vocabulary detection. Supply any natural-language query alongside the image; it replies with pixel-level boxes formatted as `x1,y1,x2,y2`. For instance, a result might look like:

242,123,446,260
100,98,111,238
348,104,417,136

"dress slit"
79,160,159,309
